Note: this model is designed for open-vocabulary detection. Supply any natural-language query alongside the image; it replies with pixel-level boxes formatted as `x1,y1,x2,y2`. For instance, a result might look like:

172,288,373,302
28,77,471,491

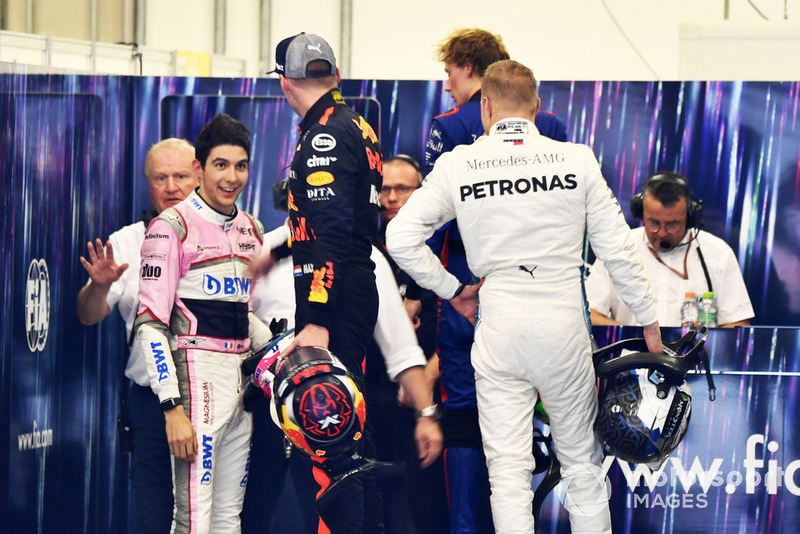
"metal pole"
339,0,352,78
215,0,226,55
134,0,145,46
91,0,97,42
260,0,271,74
123,0,134,43
723,0,729,19
27,0,34,33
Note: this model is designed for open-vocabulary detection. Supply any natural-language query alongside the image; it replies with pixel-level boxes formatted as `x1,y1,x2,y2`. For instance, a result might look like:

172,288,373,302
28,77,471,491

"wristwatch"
414,404,442,421
160,397,182,412
452,282,467,298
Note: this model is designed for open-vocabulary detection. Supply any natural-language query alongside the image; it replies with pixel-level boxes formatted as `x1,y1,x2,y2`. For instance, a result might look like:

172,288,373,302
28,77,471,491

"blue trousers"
446,446,494,534
127,383,173,534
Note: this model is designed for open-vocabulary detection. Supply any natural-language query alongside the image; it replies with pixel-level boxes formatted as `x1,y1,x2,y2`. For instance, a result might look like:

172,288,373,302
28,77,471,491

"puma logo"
519,265,537,279
307,44,322,53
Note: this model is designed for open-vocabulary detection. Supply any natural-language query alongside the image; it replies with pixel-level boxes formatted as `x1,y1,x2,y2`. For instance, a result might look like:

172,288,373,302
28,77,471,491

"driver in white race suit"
386,60,663,534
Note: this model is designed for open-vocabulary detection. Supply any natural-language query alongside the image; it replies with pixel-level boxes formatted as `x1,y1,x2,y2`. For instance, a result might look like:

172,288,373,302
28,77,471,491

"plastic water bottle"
698,291,718,328
680,292,699,334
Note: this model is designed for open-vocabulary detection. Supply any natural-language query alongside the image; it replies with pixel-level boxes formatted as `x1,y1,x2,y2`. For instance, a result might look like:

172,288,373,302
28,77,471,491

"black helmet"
592,328,715,469
272,346,366,459
594,361,692,468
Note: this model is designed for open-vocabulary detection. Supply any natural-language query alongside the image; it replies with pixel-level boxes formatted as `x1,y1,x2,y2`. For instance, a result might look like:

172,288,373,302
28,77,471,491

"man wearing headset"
586,171,754,327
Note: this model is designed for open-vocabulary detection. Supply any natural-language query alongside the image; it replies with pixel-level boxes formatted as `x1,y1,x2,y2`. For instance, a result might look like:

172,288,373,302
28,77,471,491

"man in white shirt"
586,171,754,327
77,138,198,534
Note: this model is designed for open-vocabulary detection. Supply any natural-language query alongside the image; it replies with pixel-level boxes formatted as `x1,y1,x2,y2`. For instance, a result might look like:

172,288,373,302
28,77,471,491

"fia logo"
25,258,50,352
495,121,529,134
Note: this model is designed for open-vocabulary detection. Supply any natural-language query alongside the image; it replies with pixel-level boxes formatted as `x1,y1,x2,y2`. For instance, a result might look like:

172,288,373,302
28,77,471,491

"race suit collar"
299,88,345,134
489,118,539,136
468,90,482,104
187,189,239,226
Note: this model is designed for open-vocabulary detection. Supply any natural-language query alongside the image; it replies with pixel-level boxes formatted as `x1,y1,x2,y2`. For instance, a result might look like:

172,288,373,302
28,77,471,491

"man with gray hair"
77,138,198,534
388,59,662,533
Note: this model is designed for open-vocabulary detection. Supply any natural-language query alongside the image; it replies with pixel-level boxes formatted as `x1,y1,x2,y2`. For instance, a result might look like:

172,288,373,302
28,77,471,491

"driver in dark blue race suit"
425,93,566,175
421,28,568,534
264,32,442,534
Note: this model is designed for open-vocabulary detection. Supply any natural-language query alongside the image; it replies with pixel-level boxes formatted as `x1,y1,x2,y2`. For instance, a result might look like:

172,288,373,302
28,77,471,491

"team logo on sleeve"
426,137,443,154
369,184,381,206
426,124,444,154
308,266,329,303
352,116,378,143
290,217,316,242
311,133,336,152
365,147,382,173
151,341,170,383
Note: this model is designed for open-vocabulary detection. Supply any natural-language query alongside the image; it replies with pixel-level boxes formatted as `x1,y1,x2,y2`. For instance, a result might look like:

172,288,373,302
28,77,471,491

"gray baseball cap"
266,33,337,79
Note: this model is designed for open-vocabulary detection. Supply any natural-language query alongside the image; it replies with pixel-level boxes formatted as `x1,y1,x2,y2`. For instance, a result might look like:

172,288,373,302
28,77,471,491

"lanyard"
647,231,713,292
649,244,690,280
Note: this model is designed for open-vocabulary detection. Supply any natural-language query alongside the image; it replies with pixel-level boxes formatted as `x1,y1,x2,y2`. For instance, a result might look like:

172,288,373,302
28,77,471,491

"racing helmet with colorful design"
592,329,714,470
272,346,366,459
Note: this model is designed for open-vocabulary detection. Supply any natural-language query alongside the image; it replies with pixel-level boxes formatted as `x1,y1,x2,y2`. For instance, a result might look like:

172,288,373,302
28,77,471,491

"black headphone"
630,171,703,229
384,154,423,185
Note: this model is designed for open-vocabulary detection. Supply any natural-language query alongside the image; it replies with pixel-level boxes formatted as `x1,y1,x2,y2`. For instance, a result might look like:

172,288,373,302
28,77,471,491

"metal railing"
0,30,246,77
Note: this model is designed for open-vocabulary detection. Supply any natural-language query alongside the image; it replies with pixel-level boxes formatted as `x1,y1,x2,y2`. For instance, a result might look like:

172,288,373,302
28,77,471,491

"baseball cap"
266,33,337,79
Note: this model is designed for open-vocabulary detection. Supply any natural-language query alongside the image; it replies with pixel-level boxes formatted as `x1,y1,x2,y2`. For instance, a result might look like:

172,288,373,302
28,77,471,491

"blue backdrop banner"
1,71,799,533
